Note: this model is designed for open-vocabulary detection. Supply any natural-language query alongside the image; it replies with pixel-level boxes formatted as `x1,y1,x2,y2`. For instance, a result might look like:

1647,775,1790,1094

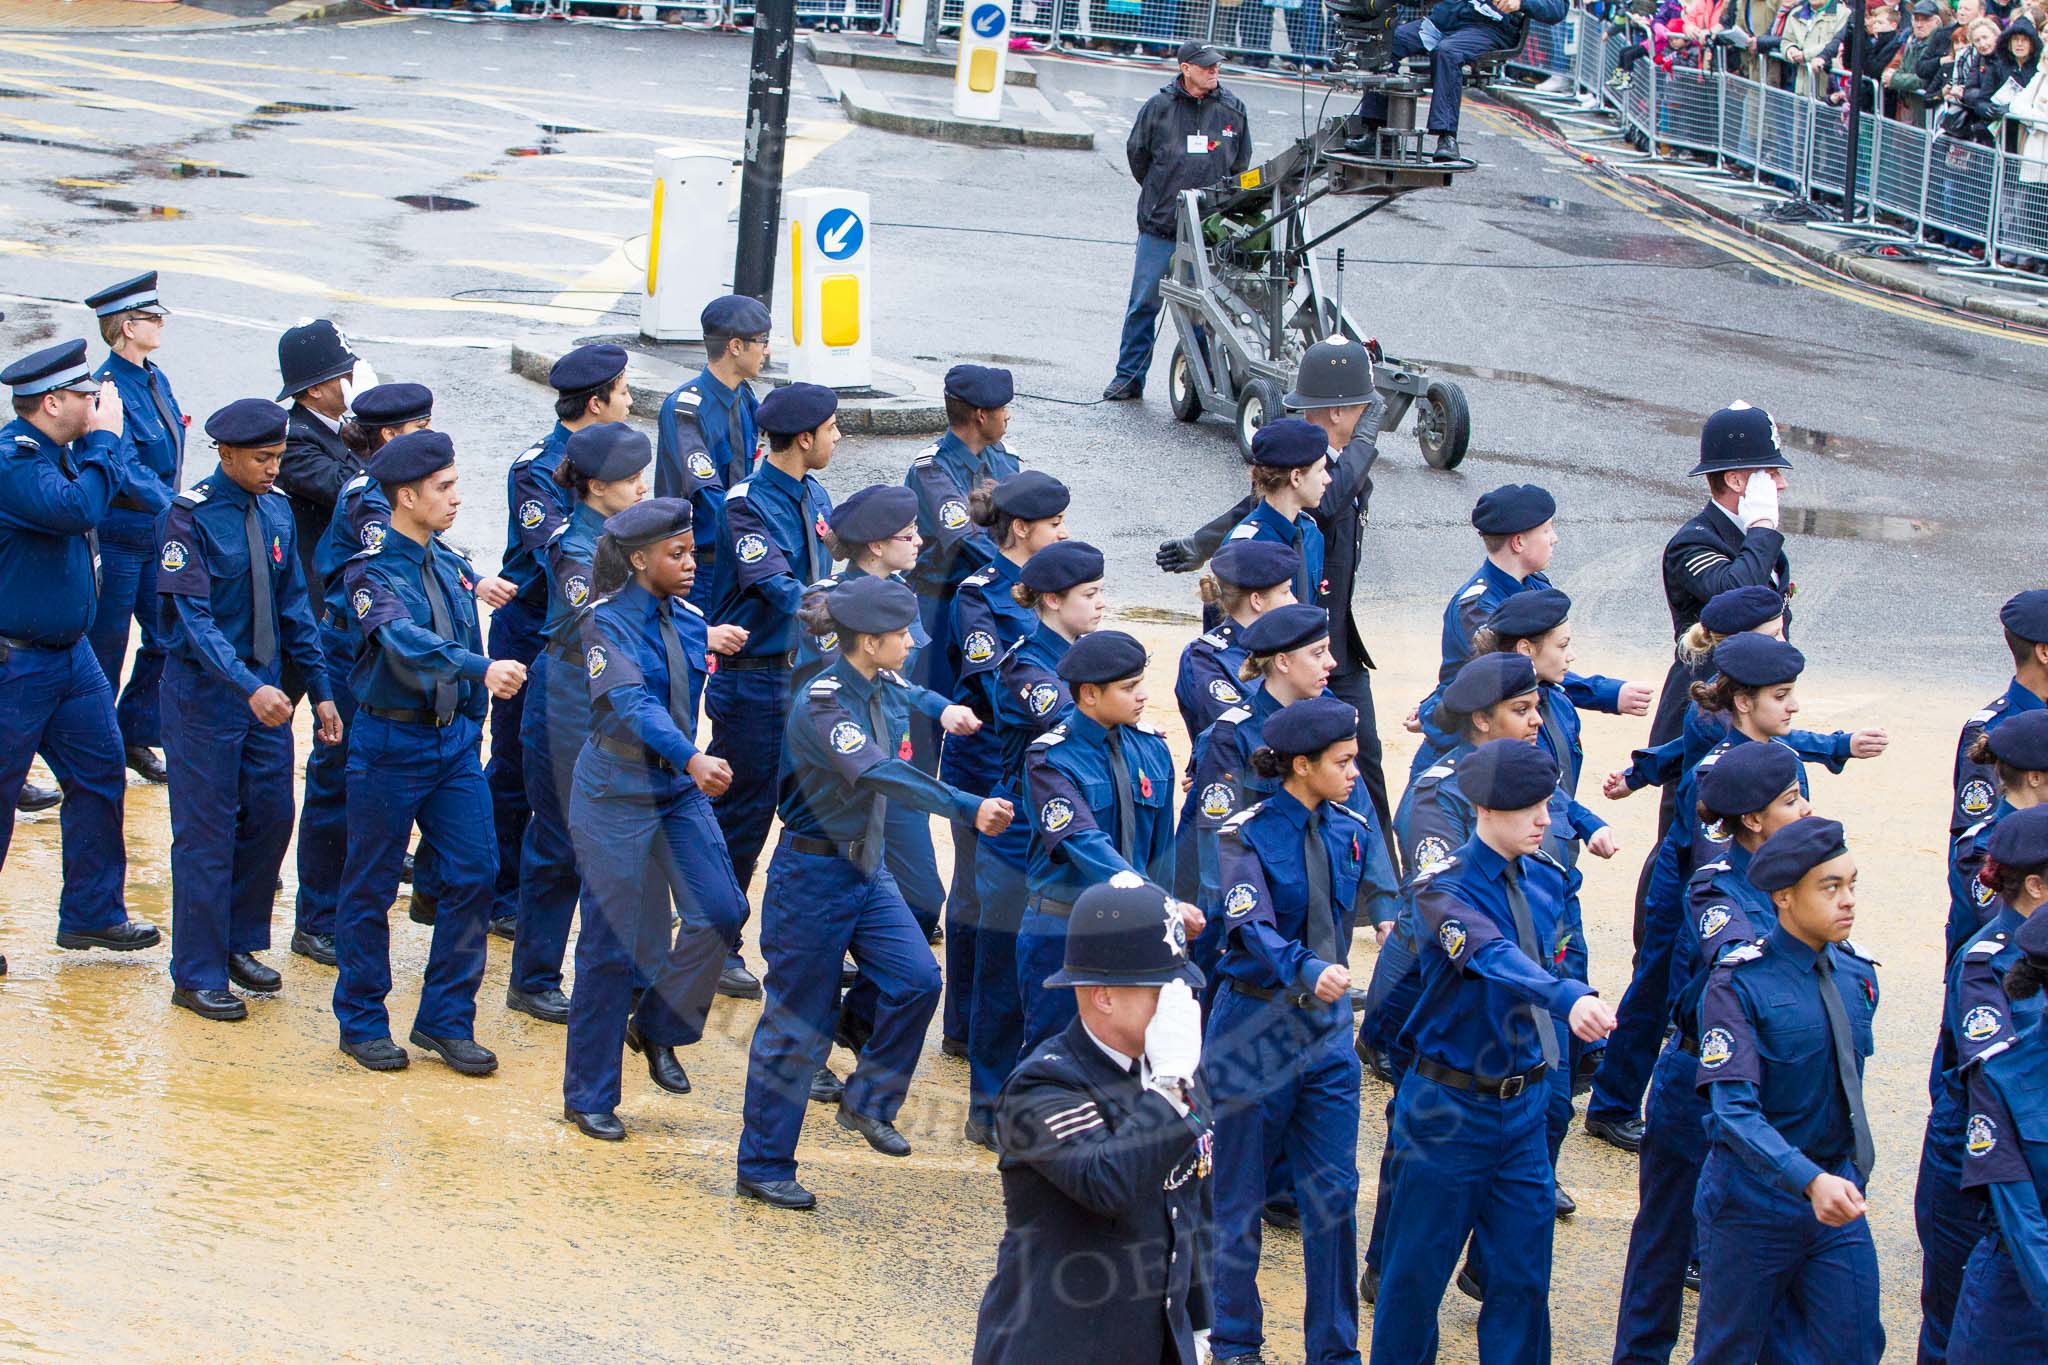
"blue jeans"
1112,231,1178,386
1355,21,1503,133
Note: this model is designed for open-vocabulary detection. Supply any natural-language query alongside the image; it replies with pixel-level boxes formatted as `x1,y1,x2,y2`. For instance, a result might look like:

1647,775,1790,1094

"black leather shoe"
836,1105,911,1156
1555,1185,1577,1220
1456,1263,1484,1302
1585,1113,1646,1154
56,919,161,952
228,952,281,993
489,915,516,941
1100,377,1143,402
0,953,8,977
809,1066,845,1104
341,1036,410,1071
399,851,414,885
1360,1264,1379,1305
835,1009,873,1055
926,922,943,945
564,1105,625,1141
963,1118,998,1153
125,745,169,784
17,780,60,813
1573,1047,1603,1098
408,1029,498,1076
1262,1200,1300,1231
717,962,762,999
290,928,336,966
941,1035,968,1059
626,1022,691,1093
172,986,247,1021
1432,133,1461,162
407,891,437,926
736,1177,816,1210
1347,985,1369,1013
1684,1260,1701,1293
505,984,570,1025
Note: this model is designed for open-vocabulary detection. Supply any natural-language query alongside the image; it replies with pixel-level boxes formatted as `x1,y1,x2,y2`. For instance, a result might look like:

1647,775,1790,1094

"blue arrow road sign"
817,207,864,260
969,2,1006,38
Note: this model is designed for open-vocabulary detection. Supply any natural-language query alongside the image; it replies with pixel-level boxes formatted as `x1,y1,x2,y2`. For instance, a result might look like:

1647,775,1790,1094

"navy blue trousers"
1015,897,1079,1052
1611,1044,1708,1365
1587,855,1686,1127
511,651,581,997
1948,1236,2048,1363
0,638,128,934
737,842,941,1184
484,599,541,923
162,661,294,991
85,508,165,749
707,662,791,949
968,848,1028,1129
331,712,495,1045
939,729,999,1047
1914,1094,1991,1365
1208,987,1361,1365
839,802,945,1035
294,620,355,939
563,745,746,1115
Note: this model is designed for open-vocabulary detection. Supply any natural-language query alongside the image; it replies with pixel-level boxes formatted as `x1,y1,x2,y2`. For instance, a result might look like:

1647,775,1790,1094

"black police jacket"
275,402,362,605
1127,79,1252,240
1648,501,1792,743
972,1016,1213,1365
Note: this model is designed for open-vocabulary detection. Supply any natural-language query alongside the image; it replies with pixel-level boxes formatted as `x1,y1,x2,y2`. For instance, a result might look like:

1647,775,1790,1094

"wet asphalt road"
0,11,2037,1361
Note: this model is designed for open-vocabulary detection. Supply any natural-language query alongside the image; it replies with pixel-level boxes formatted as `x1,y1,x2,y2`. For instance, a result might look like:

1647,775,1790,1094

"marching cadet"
1609,741,1809,1364
1953,903,2048,1359
1223,418,1329,606
1952,589,2048,839
1946,711,2048,961
1917,796,2048,1358
966,540,1104,1149
0,341,158,955
1174,540,1297,751
490,343,634,940
562,498,748,1141
971,875,1213,1365
1370,739,1616,1364
734,577,1012,1209
155,399,340,1020
85,271,181,786
655,294,768,609
1690,817,1883,1365
705,381,840,1001
508,422,669,1027
273,319,365,602
944,469,1070,1060
292,382,439,966
1208,695,1370,1365
331,430,525,1075
1018,630,1192,1051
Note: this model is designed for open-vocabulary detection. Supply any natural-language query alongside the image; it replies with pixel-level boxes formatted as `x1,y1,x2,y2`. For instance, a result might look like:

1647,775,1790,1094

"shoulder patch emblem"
1972,877,1997,909
1700,816,1730,845
586,645,609,679
564,574,590,608
963,630,996,664
1200,782,1235,820
1413,835,1453,873
1960,778,1996,817
938,499,970,530
1698,905,1732,941
351,586,373,619
1040,796,1074,832
1963,1004,2003,1043
735,533,769,564
1028,682,1060,717
360,520,386,551
829,721,866,755
1437,919,1467,957
1207,678,1242,705
819,630,840,654
517,499,546,530
1699,1027,1734,1069
1224,883,1257,918
159,540,188,573
1967,1112,1998,1158
688,450,717,481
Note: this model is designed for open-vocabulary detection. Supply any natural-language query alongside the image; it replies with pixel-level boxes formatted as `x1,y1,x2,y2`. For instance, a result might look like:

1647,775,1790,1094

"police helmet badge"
517,499,545,530
1699,905,1732,941
1966,1112,1998,1158
360,521,385,551
736,533,769,565
1040,797,1074,832
1438,919,1467,958
1699,1027,1735,1069
1413,836,1453,873
939,499,970,530
830,721,866,755
687,450,716,482
1161,893,1187,955
1200,783,1235,820
565,575,590,608
1027,683,1060,717
586,645,608,679
1961,778,1996,817
1207,679,1242,705
964,630,996,664
1963,1004,2003,1043
1224,883,1257,918
159,541,188,573
351,587,373,619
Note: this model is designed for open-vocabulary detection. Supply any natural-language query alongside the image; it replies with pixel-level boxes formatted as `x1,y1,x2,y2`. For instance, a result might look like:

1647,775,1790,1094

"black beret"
991,469,1069,522
1240,603,1329,656
944,363,1014,410
565,421,652,482
1459,739,1559,812
350,382,433,430
1443,652,1539,715
701,294,772,337
1056,629,1147,684
828,574,919,635
1988,803,2048,869
1470,483,1557,536
1020,541,1104,593
756,381,838,436
1487,587,1571,640
602,496,693,548
1987,710,2048,772
828,484,919,546
1700,585,1785,635
1263,695,1359,756
2,339,96,396
204,398,289,448
548,343,628,394
1712,634,1805,688
1249,417,1327,469
2000,589,2048,645
366,429,455,485
1210,540,1299,592
1690,401,1791,477
1746,816,1848,892
1697,740,1801,818
85,271,164,318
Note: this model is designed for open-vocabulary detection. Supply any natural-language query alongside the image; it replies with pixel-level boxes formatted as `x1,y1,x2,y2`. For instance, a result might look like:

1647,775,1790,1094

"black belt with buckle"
361,705,458,728
718,651,795,673
1413,1056,1550,1100
1674,1034,1701,1057
0,634,63,661
1231,981,1316,1008
1035,897,1074,919
110,495,153,513
592,734,676,774
782,831,868,864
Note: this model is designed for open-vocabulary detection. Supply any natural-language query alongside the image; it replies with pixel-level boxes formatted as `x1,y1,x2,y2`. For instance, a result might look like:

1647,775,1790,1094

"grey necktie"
858,687,889,876
1816,953,1876,1184
1106,729,1138,863
1501,862,1563,1072
58,444,101,593
245,500,276,667
658,602,692,732
1302,807,1337,967
799,484,825,586
724,394,747,484
419,554,459,723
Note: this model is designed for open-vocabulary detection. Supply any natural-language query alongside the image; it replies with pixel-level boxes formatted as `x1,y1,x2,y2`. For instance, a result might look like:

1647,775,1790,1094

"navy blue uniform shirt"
95,350,183,514
904,432,1020,597
1952,678,2047,836
1960,1020,2048,1309
314,473,392,627
710,458,833,658
1023,711,1177,905
539,502,605,654
0,419,122,646
1216,789,1371,998
779,657,981,844
656,369,758,602
580,581,710,778
501,422,574,607
341,530,490,720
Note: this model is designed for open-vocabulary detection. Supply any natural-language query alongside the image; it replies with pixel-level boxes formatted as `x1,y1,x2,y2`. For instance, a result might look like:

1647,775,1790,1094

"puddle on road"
537,122,601,135
78,197,181,219
1512,193,1603,218
164,162,249,179
1485,222,1729,267
253,100,353,115
395,193,479,212
1782,507,1938,542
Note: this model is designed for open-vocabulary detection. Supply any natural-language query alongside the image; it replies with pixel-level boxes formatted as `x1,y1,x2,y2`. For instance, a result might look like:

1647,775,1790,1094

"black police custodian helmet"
1044,871,1203,989
276,319,358,402
1284,337,1376,410
1691,401,1791,478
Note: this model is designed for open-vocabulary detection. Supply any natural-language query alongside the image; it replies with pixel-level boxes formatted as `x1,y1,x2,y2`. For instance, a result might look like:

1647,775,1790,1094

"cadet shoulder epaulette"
672,387,702,408
727,478,753,499
676,598,704,619
1721,941,1766,966
1840,938,1879,965
1965,936,2005,959
12,435,38,452
1225,524,1257,541
1530,848,1567,875
1219,804,1262,833
1197,630,1229,649
961,567,995,589
342,472,371,496
1327,803,1370,829
1969,1037,2019,1070
1419,760,1455,782
1132,719,1163,737
1690,858,1731,884
1412,854,1458,884
1216,705,1252,725
808,676,842,696
910,443,940,466
1457,580,1487,602
879,667,911,688
171,485,209,507
805,573,842,593
1030,728,1067,748
1962,818,1993,840
511,441,546,467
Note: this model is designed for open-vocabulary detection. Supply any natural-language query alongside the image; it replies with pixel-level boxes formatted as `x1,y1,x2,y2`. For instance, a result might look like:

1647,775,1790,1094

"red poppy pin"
459,574,472,593
1352,834,1361,862
271,536,283,564
815,514,829,538
707,656,719,674
898,735,914,760
1139,770,1153,799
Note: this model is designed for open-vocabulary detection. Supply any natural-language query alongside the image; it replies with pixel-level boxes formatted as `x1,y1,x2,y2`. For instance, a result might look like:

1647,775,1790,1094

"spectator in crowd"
1822,3,1905,107
1757,0,1852,93
1993,15,2043,116
1943,16,2006,141
1885,0,1956,120
1610,0,1721,88
1720,0,1790,76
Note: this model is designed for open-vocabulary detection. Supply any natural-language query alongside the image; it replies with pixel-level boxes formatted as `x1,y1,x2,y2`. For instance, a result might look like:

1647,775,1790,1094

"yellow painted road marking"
0,75,238,125
286,136,441,167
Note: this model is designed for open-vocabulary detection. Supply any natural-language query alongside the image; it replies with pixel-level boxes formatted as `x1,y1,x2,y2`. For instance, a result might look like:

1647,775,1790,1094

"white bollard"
896,0,928,46
952,1,1009,122
639,148,733,342
773,188,874,390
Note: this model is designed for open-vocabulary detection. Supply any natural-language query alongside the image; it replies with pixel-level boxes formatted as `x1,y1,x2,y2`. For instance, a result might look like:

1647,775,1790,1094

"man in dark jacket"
273,319,363,609
971,875,1214,1365
1886,1,1954,120
1104,41,1251,403
1355,0,1568,160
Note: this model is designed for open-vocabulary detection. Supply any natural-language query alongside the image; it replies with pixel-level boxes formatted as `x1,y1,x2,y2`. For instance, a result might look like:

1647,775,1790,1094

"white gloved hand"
1735,470,1780,529
1143,978,1203,1084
